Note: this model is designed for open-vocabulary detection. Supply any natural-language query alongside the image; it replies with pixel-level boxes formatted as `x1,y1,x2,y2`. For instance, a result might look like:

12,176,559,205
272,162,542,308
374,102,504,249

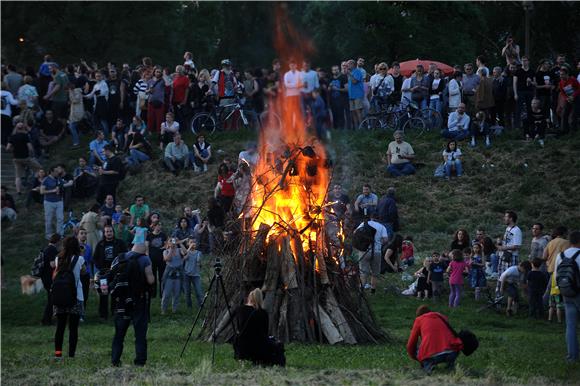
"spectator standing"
497,210,523,269
428,69,445,115
84,71,110,136
301,60,319,115
183,241,203,309
386,130,415,177
212,59,239,107
79,204,101,256
543,226,570,276
513,56,535,130
410,65,429,110
43,64,69,122
17,75,39,109
96,145,123,204
558,67,579,134
107,68,124,128
376,187,399,237
312,88,328,139
355,213,388,293
527,258,548,319
462,64,480,115
554,231,580,362
68,83,84,148
215,163,235,212
447,71,463,113
347,59,364,128
94,225,128,320
501,34,521,65
146,67,166,137
329,65,348,129
109,243,155,367
1,82,19,146
129,195,150,228
475,68,494,119
284,59,303,130
492,66,508,126
171,65,190,128
146,222,167,299
40,165,64,240
53,237,85,359
4,64,23,96
529,223,550,263
40,234,61,325
161,238,184,315
534,59,555,118
6,122,42,194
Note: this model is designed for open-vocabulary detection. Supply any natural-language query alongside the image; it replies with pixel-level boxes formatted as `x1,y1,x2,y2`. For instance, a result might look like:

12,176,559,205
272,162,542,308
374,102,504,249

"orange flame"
249,5,329,251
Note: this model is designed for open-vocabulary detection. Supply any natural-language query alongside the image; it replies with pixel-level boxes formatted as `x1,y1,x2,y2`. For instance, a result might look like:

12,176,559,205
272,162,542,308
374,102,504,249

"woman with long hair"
234,288,270,365
79,203,101,254
53,236,85,358
450,229,470,251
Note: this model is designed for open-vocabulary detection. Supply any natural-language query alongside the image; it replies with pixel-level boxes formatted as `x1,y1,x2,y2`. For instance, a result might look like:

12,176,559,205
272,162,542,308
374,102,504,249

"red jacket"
406,312,463,362
559,77,580,99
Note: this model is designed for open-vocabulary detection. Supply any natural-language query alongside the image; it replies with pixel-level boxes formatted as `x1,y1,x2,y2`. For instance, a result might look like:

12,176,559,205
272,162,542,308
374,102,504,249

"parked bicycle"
190,96,260,135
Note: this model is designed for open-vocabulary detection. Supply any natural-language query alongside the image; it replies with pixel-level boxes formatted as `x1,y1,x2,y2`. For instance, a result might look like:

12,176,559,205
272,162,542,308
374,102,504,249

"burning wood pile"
200,5,388,345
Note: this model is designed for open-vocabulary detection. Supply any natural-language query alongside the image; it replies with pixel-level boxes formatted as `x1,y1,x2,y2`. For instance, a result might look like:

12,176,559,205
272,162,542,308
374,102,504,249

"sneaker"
485,138,491,148
363,283,372,290
539,139,544,147
422,361,434,375
469,140,476,148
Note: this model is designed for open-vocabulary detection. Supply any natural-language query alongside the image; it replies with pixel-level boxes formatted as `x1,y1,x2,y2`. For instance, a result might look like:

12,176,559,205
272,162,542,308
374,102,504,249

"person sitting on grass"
414,258,431,300
499,260,532,316
385,130,416,177
406,304,463,375
163,133,189,176
442,103,470,140
442,140,463,179
190,134,211,173
159,112,180,151
89,130,108,167
469,110,491,148
401,235,415,267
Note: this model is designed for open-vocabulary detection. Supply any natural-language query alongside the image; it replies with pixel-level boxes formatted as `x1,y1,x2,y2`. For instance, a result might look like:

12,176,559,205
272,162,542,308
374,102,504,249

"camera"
214,257,222,273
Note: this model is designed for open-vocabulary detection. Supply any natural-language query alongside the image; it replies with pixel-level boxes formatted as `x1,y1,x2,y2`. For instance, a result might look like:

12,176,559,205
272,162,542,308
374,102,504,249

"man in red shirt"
172,65,190,129
559,67,579,134
407,305,463,375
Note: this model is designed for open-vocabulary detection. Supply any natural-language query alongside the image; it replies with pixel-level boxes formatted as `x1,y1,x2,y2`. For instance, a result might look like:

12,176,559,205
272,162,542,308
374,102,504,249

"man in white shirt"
554,230,580,363
386,130,416,177
284,59,303,130
301,60,319,117
496,210,523,270
442,103,470,140
355,213,388,293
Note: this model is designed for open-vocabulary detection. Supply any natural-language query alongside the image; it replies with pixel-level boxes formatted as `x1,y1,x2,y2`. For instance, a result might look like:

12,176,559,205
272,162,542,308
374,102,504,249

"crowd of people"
1,40,579,370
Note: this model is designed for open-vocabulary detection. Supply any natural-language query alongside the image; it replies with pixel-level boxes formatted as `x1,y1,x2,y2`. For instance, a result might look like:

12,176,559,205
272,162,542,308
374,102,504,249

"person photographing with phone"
161,237,184,315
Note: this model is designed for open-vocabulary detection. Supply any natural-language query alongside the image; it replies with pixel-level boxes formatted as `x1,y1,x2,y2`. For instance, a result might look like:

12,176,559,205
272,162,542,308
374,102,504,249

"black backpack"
51,256,79,308
556,251,580,297
109,253,146,317
30,249,45,278
352,221,377,252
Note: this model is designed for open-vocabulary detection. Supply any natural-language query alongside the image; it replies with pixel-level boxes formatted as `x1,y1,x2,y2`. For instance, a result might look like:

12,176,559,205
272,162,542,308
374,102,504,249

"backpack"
435,314,479,356
109,252,147,317
30,249,45,278
352,221,377,252
51,256,79,308
556,251,580,297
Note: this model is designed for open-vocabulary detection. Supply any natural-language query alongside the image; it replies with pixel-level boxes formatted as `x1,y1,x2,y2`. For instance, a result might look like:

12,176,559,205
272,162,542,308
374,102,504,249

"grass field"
1,126,580,385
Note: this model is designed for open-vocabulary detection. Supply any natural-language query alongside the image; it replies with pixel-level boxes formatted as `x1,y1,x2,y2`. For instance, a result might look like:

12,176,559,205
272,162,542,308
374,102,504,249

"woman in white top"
160,111,180,150
442,140,463,178
1,82,19,146
447,72,463,112
53,236,85,358
84,71,110,136
400,72,413,107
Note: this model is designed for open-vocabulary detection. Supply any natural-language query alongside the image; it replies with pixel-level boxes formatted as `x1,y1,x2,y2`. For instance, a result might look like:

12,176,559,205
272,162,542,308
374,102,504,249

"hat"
221,59,232,66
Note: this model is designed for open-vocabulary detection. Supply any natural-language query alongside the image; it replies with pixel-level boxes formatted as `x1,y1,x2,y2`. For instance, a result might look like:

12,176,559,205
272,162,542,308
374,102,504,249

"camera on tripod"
213,257,222,273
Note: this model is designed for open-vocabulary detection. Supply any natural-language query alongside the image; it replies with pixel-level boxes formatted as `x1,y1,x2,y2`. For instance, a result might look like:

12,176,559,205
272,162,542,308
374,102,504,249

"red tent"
389,59,455,77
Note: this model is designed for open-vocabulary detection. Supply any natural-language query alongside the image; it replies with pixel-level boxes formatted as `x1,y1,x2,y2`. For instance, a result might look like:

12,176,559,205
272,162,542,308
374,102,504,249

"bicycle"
358,100,400,131
397,97,443,137
190,96,259,135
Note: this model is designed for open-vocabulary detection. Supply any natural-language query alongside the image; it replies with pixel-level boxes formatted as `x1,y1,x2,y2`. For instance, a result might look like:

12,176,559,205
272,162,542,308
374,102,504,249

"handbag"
435,314,479,356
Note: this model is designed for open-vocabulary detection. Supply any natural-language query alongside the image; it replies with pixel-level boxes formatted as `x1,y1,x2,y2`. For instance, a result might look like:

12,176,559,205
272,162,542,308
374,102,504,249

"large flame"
249,5,329,251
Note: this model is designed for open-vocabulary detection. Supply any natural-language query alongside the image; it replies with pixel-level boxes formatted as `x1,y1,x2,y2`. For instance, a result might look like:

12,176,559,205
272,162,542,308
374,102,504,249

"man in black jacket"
376,187,400,240
94,225,127,320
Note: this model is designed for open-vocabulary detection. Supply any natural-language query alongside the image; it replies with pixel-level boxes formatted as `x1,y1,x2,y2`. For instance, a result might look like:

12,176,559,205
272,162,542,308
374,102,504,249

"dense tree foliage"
2,1,579,70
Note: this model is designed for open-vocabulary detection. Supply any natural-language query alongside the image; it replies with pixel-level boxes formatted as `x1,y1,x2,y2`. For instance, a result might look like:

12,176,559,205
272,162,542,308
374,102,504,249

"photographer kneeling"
233,288,285,367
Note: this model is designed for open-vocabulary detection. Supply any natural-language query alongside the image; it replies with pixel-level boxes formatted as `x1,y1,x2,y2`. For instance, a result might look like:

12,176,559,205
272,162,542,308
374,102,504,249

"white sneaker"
539,139,544,147
485,138,491,147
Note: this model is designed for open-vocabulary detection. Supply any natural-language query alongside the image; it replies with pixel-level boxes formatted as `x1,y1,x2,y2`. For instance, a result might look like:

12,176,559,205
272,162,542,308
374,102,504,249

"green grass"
2,127,580,385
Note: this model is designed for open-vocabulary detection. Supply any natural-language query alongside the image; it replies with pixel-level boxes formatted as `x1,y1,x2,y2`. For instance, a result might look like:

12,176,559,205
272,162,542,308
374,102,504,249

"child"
182,240,203,309
527,258,548,319
414,258,431,300
469,244,486,301
112,204,123,225
113,214,132,245
548,270,563,323
401,235,415,267
131,217,148,246
428,252,445,300
499,261,531,316
446,249,469,308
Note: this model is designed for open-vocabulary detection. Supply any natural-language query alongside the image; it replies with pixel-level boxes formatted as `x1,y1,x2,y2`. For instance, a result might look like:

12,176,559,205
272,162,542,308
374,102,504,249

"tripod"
180,257,237,365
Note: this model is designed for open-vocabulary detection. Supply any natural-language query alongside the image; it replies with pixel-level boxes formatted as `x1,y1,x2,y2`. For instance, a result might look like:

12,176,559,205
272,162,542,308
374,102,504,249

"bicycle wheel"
237,110,260,130
260,110,282,130
383,112,399,130
191,112,217,135
359,116,384,130
420,108,443,131
402,116,426,137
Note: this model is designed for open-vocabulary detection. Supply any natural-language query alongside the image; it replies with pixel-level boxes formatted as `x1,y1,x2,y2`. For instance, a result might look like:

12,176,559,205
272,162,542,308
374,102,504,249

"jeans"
161,270,182,313
44,200,64,239
422,350,458,373
163,157,187,172
69,121,80,146
89,152,104,167
441,129,469,141
126,149,150,166
564,294,580,361
444,160,462,177
490,253,499,273
515,90,533,129
111,299,148,366
387,163,416,177
95,118,110,137
183,275,203,308
55,313,80,357
429,98,442,114
449,284,463,307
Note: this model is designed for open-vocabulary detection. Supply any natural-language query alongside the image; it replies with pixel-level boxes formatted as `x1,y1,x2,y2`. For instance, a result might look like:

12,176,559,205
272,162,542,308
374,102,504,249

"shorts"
358,249,381,277
505,283,519,300
50,101,68,120
13,157,42,178
349,98,363,111
549,294,564,309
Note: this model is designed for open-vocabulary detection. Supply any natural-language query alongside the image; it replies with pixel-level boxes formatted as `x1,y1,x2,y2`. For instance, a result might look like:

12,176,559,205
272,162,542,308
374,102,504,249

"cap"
221,59,232,66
